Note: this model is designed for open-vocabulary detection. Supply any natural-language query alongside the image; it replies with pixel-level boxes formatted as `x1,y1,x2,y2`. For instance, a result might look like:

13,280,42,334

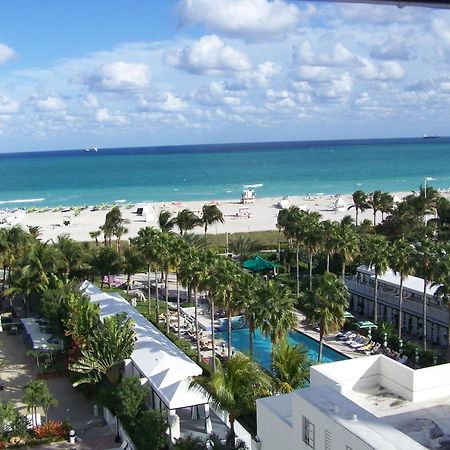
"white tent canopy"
80,281,207,410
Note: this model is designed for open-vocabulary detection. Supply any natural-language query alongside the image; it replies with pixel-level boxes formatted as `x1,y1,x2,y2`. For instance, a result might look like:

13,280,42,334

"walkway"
0,332,117,449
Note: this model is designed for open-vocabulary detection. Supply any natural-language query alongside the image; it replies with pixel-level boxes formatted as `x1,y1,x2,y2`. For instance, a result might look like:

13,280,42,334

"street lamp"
383,332,388,348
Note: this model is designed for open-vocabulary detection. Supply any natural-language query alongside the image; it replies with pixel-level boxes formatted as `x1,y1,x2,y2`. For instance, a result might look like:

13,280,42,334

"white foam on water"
0,197,45,204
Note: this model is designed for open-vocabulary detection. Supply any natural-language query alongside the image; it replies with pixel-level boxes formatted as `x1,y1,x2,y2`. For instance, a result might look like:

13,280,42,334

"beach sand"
0,191,436,243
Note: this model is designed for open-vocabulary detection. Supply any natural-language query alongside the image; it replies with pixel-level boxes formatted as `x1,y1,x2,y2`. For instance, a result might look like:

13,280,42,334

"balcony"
345,278,448,327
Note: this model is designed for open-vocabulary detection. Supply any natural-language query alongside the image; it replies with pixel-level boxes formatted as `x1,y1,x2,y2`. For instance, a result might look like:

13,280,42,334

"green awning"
242,256,279,272
356,320,378,329
344,311,355,319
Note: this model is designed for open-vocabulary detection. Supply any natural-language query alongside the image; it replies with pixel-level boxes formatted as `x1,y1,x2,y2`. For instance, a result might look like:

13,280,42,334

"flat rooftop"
346,385,450,449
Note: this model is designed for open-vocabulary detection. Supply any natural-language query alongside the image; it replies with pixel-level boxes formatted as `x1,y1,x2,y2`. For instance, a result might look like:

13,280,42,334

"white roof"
357,265,440,297
80,281,207,410
335,197,346,207
21,318,62,351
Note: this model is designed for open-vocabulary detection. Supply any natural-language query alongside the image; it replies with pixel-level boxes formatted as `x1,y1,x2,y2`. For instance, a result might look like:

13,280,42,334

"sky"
0,0,450,152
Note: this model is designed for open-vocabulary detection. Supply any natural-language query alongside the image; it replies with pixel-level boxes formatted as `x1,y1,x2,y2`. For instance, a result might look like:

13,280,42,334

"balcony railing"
345,278,448,327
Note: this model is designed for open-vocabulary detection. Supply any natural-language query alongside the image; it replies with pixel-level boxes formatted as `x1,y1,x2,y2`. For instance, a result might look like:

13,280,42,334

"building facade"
346,265,447,346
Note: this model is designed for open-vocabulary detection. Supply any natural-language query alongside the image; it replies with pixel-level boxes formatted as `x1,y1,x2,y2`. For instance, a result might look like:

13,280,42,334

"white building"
257,355,450,449
346,266,447,346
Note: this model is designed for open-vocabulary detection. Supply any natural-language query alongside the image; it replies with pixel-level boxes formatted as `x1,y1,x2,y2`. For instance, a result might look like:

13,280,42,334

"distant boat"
423,134,440,139
84,146,98,152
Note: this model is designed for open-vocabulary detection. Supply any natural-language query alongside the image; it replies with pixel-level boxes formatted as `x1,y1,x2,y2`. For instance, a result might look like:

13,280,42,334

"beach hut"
241,188,256,204
392,194,402,204
278,197,290,209
333,197,346,212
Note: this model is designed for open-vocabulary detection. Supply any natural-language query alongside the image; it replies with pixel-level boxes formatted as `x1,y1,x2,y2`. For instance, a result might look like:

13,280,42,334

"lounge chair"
351,338,370,349
344,334,360,345
397,355,408,365
336,331,352,340
366,342,381,355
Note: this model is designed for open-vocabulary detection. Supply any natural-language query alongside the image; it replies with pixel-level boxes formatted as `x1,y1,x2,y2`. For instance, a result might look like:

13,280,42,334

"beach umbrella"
344,311,354,319
356,320,377,329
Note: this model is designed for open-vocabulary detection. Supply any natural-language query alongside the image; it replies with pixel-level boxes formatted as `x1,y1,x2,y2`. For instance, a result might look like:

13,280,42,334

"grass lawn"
207,230,280,249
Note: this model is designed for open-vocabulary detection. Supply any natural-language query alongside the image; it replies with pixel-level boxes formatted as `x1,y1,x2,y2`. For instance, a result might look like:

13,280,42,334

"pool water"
216,328,348,370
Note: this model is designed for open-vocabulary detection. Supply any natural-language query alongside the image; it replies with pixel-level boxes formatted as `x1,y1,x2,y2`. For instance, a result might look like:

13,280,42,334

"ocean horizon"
0,137,449,208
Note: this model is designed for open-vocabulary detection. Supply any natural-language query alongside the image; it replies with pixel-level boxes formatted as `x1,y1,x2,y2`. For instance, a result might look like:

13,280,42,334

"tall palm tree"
123,246,143,298
276,208,290,261
256,281,297,370
348,190,369,226
190,354,271,443
303,211,322,291
91,247,123,289
273,338,310,393
321,220,338,273
302,272,348,362
390,239,415,339
158,210,176,233
361,234,390,323
368,190,383,226
176,209,200,235
414,238,438,350
379,192,395,220
433,246,450,361
235,272,261,357
135,227,163,320
334,218,359,278
179,247,204,362
201,204,224,238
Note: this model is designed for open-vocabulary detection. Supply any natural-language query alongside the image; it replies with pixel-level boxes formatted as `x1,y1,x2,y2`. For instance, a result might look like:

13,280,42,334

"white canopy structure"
80,281,207,411
357,265,440,298
21,318,63,351
333,196,346,212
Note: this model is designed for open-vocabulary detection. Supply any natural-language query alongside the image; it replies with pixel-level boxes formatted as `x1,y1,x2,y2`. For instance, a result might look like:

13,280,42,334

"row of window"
302,416,353,450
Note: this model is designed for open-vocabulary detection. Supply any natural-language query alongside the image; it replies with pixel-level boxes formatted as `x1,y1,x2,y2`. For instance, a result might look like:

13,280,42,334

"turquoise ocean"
0,138,449,208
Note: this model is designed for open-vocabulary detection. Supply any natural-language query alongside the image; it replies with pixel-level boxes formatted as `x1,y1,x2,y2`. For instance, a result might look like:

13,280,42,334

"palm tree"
256,281,297,370
91,247,123,289
379,192,395,220
89,230,102,247
334,218,359,278
227,235,263,264
303,211,322,291
123,246,143,298
433,247,450,360
70,313,136,386
23,380,56,426
321,220,338,273
135,227,163,319
201,204,224,238
302,272,348,362
348,190,369,226
103,206,130,248
368,190,383,225
235,272,261,357
27,225,43,240
176,209,200,235
190,354,271,442
158,210,176,233
276,208,290,261
55,234,84,280
273,338,310,393
179,247,204,362
361,234,390,323
390,239,415,339
414,238,438,350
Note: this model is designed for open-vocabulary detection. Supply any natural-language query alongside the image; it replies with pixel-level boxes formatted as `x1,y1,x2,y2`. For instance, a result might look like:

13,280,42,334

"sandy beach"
0,191,439,243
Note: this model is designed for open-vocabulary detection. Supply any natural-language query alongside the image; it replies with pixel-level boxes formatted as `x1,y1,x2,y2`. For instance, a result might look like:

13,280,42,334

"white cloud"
356,58,405,81
320,73,353,99
177,0,305,42
31,95,66,112
191,81,243,106
0,95,20,114
81,93,99,109
294,65,334,82
77,61,151,92
139,92,187,112
227,61,280,89
293,41,358,67
164,35,251,75
432,18,450,46
369,37,413,61
0,43,16,65
96,107,127,124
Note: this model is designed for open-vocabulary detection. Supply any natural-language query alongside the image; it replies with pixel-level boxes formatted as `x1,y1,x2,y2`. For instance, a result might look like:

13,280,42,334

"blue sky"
0,0,449,152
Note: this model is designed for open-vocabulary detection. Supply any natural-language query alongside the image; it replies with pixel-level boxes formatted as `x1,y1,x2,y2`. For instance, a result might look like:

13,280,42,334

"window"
325,430,331,450
302,416,315,448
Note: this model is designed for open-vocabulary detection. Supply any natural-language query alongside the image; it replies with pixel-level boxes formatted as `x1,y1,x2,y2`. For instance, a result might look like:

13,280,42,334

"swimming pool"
216,328,348,370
